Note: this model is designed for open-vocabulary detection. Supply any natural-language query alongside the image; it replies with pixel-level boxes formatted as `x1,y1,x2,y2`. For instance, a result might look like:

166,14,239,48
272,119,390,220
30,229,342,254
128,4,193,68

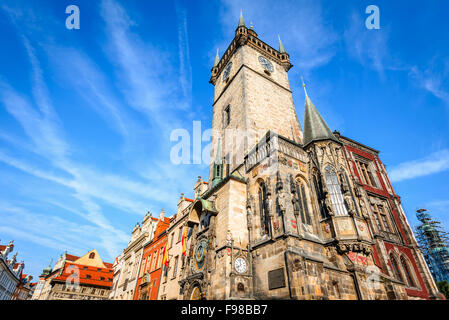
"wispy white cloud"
0,0,205,270
0,203,126,259
409,63,449,105
389,149,449,182
175,3,192,105
100,0,187,129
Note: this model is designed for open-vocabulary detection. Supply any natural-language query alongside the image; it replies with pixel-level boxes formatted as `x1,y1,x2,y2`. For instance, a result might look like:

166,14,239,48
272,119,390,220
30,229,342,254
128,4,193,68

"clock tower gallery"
176,12,441,300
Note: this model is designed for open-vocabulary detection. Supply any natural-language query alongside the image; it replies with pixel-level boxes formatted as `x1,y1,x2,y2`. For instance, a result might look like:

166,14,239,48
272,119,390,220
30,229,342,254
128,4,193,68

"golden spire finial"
301,76,308,96
250,21,254,29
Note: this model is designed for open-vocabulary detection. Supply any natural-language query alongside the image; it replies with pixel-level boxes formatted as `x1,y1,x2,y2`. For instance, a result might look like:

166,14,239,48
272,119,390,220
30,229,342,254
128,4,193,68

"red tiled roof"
65,254,80,261
0,245,6,251
52,262,113,288
185,198,194,202
203,181,209,184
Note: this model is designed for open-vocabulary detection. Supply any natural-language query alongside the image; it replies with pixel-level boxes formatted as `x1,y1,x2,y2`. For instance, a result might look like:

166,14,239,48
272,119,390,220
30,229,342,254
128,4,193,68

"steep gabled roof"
303,93,339,147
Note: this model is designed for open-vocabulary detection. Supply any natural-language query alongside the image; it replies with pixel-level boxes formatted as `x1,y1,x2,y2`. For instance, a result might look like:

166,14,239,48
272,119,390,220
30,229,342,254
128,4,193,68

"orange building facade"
31,249,114,300
134,212,171,300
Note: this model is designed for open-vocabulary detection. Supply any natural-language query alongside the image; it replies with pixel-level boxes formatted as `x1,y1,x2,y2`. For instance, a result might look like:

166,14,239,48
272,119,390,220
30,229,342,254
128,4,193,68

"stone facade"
173,16,443,300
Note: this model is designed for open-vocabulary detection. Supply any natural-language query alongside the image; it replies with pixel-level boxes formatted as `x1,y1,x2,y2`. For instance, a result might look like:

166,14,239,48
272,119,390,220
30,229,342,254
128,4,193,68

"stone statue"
277,191,287,215
323,192,334,216
359,198,369,218
344,192,355,216
339,173,349,194
292,195,300,217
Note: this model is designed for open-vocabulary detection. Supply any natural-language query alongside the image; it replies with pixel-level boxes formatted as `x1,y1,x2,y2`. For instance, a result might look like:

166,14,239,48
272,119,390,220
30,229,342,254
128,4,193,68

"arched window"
400,255,416,287
258,183,270,236
89,252,95,259
294,180,311,225
325,166,348,216
390,254,403,282
313,175,327,219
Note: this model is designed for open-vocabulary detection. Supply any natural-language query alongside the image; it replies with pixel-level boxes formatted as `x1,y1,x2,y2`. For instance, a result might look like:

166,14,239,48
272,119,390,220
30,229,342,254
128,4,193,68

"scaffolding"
415,209,449,283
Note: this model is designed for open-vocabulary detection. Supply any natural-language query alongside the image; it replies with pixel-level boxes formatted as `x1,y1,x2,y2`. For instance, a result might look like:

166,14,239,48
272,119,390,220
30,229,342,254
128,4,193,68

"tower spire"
302,79,339,147
278,35,287,54
213,48,219,68
238,9,245,27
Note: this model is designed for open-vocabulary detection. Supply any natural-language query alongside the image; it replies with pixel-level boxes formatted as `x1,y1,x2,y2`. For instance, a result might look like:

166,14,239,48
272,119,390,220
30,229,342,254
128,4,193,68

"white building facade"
0,241,23,300
110,212,158,300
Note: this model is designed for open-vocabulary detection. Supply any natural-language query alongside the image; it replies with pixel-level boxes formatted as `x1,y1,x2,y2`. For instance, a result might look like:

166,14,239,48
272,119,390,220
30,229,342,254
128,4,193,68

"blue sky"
0,0,448,280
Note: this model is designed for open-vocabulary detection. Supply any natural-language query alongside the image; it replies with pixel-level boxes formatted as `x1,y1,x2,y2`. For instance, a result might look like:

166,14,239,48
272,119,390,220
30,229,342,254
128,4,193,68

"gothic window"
355,158,378,188
294,180,311,225
390,254,403,282
371,200,395,233
373,211,383,231
400,255,416,287
313,175,327,219
258,182,270,236
325,166,348,216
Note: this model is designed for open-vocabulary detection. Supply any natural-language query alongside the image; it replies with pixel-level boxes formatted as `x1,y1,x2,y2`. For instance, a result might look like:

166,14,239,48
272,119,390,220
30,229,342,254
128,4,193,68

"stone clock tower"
176,12,441,300
208,12,302,183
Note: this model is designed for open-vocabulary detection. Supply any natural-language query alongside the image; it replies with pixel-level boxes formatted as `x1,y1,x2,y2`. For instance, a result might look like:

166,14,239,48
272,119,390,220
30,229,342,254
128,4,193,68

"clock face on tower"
193,239,208,272
258,56,274,73
223,62,232,82
234,257,247,274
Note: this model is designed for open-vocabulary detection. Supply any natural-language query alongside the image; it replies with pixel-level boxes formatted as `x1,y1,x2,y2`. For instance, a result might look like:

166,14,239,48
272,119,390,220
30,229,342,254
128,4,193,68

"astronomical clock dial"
193,239,208,273
223,62,232,82
258,56,274,73
234,257,247,274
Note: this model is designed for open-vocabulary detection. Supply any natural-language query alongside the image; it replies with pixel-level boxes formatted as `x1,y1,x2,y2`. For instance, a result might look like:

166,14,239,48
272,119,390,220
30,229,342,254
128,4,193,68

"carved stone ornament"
337,242,372,255
354,185,363,198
